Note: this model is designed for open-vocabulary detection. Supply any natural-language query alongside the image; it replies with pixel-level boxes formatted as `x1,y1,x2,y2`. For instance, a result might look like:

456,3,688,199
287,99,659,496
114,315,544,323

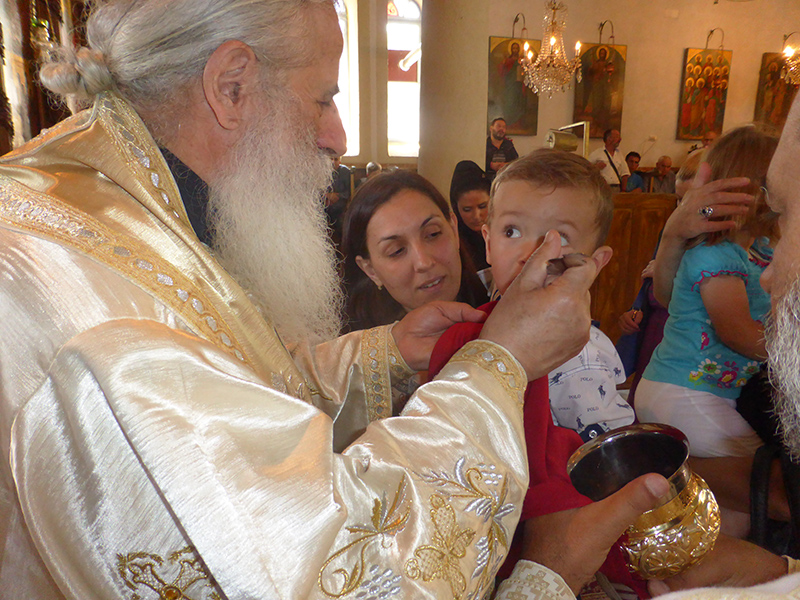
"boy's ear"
481,223,493,266
355,255,383,287
592,245,614,272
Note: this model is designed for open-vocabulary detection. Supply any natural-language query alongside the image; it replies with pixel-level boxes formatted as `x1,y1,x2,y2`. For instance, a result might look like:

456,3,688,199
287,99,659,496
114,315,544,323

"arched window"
386,0,420,157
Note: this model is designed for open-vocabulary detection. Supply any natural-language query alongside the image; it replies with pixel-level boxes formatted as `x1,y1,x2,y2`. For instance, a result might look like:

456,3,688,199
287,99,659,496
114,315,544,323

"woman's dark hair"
449,160,492,270
342,171,488,331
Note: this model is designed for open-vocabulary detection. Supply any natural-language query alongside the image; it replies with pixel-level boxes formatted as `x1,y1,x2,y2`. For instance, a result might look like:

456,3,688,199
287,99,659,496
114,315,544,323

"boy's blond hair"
490,149,614,247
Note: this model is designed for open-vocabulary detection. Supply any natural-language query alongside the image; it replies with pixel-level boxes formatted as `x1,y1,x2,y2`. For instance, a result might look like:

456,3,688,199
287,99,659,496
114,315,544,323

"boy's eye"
426,229,443,241
478,203,488,210
503,226,521,239
560,233,569,247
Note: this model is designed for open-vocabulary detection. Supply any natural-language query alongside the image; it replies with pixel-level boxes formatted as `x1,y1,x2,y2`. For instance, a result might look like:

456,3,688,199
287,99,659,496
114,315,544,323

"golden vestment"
0,93,532,599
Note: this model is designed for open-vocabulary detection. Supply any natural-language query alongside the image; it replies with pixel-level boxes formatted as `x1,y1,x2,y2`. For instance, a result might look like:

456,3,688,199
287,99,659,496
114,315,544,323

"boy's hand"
479,230,608,381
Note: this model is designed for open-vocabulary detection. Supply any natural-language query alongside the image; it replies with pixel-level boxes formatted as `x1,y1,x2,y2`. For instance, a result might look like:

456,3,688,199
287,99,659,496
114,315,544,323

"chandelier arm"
598,20,615,45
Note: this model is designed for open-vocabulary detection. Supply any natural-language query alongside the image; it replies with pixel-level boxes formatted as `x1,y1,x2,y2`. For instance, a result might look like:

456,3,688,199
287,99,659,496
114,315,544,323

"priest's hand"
647,534,789,595
392,302,487,372
480,230,609,381
522,474,669,595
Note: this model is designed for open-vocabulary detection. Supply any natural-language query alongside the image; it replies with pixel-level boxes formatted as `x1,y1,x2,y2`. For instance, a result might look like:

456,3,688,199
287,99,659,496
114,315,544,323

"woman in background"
342,171,487,332
449,160,492,271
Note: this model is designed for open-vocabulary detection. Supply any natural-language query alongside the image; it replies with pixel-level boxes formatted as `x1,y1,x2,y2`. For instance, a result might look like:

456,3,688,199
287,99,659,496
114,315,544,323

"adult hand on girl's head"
654,163,754,307
479,230,608,381
664,162,753,244
392,302,487,371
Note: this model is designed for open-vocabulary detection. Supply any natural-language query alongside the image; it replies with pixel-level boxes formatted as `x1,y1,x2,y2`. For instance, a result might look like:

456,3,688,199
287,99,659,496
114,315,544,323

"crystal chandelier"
782,33,800,86
521,1,581,97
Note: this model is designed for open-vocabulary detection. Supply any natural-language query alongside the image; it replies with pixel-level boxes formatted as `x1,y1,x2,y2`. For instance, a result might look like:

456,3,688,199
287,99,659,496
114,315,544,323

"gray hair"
40,0,330,115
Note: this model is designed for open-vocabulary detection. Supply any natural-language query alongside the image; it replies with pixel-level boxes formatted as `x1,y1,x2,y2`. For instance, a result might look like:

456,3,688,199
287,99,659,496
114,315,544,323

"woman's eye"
478,203,488,210
387,246,405,258
503,226,521,239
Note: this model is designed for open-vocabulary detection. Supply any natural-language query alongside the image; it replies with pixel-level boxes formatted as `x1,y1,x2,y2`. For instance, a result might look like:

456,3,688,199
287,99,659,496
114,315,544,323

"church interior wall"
418,0,800,194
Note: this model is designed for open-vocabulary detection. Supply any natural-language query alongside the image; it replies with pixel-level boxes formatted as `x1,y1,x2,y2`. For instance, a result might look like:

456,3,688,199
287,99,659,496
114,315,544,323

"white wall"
420,0,800,194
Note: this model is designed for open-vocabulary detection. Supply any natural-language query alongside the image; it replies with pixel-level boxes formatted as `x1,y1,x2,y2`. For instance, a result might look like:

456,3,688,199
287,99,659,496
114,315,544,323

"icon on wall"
677,48,732,141
573,43,626,138
487,36,541,136
754,52,798,132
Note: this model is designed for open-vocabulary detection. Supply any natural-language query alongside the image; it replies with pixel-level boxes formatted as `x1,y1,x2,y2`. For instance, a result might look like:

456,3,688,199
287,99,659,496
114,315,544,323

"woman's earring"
375,282,383,290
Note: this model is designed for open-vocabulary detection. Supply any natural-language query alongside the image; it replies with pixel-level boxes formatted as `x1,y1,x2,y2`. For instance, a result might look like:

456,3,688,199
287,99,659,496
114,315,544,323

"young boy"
483,149,635,441
427,149,640,596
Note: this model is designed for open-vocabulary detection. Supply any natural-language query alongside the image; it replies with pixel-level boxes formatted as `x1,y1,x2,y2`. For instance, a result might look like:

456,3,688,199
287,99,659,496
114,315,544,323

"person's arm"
648,534,790,596
620,174,629,190
699,275,766,360
653,163,753,306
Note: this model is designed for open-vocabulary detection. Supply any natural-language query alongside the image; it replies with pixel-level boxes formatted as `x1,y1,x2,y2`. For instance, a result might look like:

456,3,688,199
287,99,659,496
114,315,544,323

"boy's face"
483,180,601,295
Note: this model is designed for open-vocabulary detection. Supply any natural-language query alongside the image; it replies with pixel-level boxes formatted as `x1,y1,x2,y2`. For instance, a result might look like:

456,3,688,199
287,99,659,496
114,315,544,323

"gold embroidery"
0,175,253,369
361,326,394,422
319,476,411,597
405,494,476,599
386,323,415,383
417,458,516,597
450,341,526,406
117,546,221,600
97,93,192,229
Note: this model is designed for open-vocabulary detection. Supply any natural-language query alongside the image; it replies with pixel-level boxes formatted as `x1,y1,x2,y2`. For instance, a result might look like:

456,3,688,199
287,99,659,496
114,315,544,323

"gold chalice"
567,423,721,579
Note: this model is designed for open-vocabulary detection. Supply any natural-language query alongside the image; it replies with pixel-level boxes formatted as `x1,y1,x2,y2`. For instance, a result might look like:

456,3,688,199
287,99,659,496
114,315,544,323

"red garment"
428,301,649,597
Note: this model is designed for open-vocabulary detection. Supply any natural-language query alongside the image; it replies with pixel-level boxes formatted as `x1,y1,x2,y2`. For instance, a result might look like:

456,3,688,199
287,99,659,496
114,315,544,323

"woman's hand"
392,302,486,371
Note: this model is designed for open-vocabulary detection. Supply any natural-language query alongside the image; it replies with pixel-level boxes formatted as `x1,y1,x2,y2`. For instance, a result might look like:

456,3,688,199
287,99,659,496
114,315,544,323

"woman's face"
457,189,490,232
356,189,462,312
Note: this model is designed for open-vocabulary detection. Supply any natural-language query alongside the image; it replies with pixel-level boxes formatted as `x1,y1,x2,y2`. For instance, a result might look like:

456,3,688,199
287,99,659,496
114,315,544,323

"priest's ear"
203,40,260,131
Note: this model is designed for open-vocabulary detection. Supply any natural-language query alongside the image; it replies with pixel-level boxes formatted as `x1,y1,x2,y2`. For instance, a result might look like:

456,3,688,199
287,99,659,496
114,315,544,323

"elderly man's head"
41,0,347,344
763,97,800,456
655,156,673,178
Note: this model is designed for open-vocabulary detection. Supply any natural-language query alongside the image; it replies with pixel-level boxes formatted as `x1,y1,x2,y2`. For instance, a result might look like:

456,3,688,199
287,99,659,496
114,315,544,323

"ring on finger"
699,205,714,219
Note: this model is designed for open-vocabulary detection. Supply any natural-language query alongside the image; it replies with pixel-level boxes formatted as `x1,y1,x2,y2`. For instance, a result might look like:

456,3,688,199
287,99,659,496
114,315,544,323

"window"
386,0,420,157
335,0,359,157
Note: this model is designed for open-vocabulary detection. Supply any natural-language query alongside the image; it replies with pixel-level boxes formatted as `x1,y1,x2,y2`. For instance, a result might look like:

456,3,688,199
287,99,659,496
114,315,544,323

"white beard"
207,97,343,346
765,278,800,458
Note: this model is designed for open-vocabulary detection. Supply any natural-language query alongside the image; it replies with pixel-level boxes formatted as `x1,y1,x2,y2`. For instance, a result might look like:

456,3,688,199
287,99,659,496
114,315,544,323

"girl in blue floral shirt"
637,127,778,459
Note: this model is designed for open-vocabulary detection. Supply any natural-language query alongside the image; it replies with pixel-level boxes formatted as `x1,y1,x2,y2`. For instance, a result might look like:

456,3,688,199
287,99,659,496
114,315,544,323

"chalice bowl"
567,423,721,579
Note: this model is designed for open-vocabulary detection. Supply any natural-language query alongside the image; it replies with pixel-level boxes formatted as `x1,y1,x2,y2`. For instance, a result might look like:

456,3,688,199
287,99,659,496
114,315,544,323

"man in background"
626,151,646,192
589,128,629,191
486,117,519,179
651,155,676,194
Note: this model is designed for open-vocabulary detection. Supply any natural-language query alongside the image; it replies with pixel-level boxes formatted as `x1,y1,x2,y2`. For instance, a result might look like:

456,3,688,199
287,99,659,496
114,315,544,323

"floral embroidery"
700,331,710,351
117,546,221,600
691,358,759,389
354,565,402,599
405,494,476,599
414,458,516,599
319,477,411,598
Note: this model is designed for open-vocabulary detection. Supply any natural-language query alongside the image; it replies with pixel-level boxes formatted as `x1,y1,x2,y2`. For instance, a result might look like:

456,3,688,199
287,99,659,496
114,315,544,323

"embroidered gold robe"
0,94,530,600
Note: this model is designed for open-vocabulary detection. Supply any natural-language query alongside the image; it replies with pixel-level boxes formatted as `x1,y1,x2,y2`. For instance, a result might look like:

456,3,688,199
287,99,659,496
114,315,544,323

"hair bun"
39,46,114,105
